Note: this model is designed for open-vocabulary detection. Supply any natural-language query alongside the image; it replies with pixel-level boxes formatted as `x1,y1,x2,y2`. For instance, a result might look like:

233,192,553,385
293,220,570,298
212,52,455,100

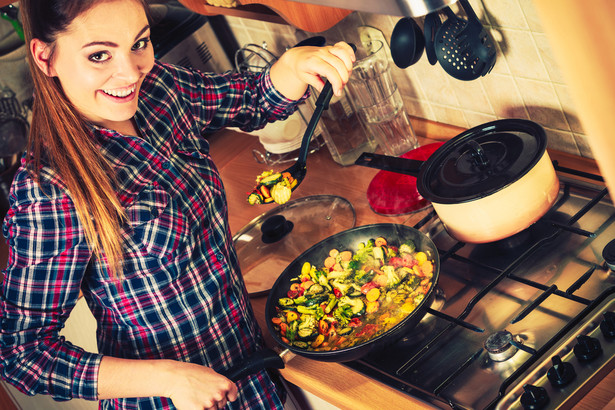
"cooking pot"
355,119,560,243
222,223,440,380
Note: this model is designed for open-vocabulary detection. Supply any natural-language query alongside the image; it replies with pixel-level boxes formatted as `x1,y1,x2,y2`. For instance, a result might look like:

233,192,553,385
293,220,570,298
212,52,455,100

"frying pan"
221,223,440,381
355,119,560,244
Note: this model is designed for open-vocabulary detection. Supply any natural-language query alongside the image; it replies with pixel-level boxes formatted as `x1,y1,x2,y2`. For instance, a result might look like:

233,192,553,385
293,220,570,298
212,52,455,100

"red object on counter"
366,142,444,215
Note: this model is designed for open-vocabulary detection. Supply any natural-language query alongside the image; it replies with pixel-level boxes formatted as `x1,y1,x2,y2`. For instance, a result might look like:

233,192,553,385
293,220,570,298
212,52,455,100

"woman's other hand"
270,41,356,100
98,356,238,409
164,361,238,410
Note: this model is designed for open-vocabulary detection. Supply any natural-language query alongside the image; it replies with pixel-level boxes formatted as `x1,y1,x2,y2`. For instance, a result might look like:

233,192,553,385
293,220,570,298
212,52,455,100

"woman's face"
48,0,154,130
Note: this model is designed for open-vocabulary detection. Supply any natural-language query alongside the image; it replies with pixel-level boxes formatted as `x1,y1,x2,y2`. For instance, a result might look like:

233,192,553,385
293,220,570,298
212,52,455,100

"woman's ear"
30,38,56,77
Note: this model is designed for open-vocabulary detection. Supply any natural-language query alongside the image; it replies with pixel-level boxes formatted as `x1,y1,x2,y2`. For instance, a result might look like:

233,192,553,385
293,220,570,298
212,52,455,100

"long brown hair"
19,0,149,277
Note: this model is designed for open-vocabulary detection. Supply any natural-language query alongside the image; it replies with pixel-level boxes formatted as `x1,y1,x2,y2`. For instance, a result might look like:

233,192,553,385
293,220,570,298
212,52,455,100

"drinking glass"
346,40,397,108
357,87,419,157
320,88,378,166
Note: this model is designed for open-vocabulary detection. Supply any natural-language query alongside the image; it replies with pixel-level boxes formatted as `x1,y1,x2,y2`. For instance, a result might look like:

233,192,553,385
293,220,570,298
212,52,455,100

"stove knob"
547,355,576,387
600,311,615,339
520,384,550,410
573,335,602,362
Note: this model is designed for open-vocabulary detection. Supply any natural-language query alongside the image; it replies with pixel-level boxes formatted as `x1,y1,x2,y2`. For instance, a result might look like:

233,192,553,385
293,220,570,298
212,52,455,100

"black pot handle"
354,152,423,177
220,348,285,382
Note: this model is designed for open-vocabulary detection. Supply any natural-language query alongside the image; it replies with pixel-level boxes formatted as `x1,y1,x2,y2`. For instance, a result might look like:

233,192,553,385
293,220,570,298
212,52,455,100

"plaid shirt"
1,61,301,409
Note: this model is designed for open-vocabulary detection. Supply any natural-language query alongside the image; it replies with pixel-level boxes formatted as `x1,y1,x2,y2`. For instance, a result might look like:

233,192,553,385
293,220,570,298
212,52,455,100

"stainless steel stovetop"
344,164,615,409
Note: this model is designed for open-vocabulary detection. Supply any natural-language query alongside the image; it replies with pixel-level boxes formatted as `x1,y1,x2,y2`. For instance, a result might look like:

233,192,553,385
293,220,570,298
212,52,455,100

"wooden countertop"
208,120,615,410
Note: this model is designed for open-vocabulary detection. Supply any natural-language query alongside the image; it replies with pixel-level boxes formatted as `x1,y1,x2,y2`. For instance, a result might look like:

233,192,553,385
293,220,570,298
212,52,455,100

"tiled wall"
224,0,591,159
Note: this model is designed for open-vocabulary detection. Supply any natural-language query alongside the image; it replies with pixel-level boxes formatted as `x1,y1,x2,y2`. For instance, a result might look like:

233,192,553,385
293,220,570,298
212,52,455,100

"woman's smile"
100,84,137,100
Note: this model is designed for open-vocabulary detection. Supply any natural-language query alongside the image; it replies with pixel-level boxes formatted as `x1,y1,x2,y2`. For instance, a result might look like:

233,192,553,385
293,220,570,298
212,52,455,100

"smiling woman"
0,0,356,409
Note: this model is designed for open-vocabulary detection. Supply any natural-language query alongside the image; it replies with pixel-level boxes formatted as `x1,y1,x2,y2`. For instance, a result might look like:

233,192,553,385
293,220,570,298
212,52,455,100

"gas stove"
344,163,615,409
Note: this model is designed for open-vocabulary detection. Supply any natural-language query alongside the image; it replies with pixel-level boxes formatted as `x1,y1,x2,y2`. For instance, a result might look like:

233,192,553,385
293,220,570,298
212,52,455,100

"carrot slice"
375,237,387,247
366,287,380,302
324,256,336,269
339,250,352,261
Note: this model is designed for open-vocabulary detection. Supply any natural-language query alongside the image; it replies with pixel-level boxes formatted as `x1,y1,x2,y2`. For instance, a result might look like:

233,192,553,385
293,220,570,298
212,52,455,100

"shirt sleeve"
0,170,102,401
148,61,309,134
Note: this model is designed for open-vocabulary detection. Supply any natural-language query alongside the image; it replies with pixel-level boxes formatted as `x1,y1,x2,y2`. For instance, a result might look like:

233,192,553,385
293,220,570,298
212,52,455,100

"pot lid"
418,119,548,204
233,195,356,296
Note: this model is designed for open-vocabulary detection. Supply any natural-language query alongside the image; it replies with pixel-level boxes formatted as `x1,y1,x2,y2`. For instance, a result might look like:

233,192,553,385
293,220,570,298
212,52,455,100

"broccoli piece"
373,246,385,261
399,241,416,255
333,304,353,325
347,259,362,271
298,314,316,330
318,273,330,287
286,320,298,342
406,275,421,291
354,240,375,261
330,279,353,296
382,265,401,289
338,296,365,317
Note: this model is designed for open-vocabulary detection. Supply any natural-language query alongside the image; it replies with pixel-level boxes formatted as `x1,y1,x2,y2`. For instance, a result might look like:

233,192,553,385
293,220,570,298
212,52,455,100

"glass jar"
319,88,377,166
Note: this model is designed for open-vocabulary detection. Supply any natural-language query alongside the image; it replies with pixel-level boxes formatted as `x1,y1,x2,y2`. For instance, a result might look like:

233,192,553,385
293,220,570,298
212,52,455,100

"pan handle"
354,152,423,177
219,348,286,382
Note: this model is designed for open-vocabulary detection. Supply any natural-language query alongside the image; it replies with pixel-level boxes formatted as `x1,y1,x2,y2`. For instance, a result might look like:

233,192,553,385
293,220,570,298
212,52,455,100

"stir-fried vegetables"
248,170,297,205
271,236,435,351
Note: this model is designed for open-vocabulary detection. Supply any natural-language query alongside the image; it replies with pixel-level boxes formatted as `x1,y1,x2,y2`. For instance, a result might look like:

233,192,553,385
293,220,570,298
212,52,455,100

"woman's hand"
269,41,356,100
97,356,238,410
164,361,238,410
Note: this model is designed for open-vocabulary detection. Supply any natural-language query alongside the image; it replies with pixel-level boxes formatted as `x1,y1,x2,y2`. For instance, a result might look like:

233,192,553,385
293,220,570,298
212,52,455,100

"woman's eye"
132,38,150,51
89,51,110,63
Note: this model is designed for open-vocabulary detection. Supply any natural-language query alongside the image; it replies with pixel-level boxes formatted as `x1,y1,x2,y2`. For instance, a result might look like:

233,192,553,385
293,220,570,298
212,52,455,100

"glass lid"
233,195,356,296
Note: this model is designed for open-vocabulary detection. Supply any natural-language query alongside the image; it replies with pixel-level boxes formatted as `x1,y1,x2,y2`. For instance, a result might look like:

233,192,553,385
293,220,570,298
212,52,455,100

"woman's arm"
98,356,238,409
144,41,354,135
0,172,99,400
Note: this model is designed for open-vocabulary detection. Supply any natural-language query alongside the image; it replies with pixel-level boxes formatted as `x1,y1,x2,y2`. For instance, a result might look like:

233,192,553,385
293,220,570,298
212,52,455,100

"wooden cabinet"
177,0,352,32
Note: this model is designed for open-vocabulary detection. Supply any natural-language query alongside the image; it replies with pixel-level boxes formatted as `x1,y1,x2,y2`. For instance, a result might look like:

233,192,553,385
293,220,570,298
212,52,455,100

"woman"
0,0,355,409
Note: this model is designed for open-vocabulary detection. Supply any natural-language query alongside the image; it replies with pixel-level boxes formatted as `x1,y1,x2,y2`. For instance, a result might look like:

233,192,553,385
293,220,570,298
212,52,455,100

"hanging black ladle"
434,0,496,80
390,17,425,69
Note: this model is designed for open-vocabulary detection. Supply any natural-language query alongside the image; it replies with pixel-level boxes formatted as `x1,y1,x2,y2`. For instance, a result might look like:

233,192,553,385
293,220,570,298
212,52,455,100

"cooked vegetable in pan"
271,236,434,351
248,170,297,205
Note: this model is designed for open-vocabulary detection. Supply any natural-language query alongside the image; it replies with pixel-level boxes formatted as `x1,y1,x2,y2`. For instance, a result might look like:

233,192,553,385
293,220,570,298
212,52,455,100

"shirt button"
215,252,224,260
191,152,200,158
162,162,171,169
